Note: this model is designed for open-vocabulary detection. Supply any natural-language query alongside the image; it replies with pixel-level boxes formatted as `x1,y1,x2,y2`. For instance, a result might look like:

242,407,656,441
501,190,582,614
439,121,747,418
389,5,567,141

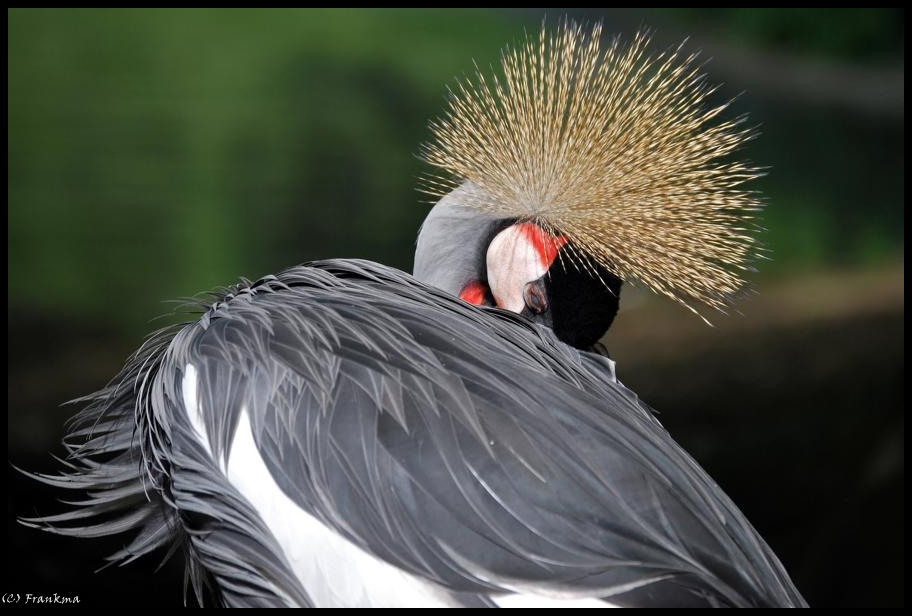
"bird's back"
25,259,806,607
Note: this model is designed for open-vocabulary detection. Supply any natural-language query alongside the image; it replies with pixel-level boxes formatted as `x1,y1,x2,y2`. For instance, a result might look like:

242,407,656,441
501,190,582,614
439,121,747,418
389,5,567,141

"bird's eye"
523,281,548,314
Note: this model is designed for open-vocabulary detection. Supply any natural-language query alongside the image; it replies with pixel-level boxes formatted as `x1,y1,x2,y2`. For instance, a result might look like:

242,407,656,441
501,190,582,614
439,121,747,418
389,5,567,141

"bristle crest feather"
421,21,763,315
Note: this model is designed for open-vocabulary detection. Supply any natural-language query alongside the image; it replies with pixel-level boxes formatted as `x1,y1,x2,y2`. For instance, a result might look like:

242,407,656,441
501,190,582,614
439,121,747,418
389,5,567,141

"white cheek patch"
486,226,549,313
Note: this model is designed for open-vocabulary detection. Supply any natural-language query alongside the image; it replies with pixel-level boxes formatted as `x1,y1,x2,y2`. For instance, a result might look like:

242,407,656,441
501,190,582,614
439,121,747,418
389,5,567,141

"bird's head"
415,183,621,349
415,23,762,350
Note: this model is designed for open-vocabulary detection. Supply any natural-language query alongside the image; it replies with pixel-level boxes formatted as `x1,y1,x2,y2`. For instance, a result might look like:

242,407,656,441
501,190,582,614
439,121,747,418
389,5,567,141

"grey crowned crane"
23,23,807,607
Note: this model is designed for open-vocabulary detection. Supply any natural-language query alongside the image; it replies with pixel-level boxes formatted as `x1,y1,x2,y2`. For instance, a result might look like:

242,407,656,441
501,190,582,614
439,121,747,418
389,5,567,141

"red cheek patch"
459,281,488,305
517,222,568,268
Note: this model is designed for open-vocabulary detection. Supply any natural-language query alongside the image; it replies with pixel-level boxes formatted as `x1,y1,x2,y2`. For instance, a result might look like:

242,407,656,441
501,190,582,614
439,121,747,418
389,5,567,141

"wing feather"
25,259,805,607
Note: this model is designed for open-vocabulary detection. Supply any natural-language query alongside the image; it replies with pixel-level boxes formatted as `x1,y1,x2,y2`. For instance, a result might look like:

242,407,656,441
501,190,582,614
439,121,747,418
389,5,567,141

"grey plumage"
414,183,503,296
24,312,311,607
24,259,806,607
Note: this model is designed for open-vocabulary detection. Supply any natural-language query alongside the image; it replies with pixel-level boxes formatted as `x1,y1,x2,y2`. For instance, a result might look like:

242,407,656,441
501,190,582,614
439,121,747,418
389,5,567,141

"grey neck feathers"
413,183,501,296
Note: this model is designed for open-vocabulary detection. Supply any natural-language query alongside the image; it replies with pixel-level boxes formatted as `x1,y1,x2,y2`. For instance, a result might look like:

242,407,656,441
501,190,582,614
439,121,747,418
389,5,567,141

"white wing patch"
181,363,622,608
494,595,619,608
222,406,461,607
181,364,212,459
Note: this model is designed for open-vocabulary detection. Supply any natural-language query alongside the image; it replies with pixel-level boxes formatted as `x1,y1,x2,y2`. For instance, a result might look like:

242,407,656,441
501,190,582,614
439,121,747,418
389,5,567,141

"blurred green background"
8,8,904,607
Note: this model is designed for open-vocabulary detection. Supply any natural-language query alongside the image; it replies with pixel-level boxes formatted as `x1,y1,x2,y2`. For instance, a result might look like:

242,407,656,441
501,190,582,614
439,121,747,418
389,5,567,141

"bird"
22,22,807,607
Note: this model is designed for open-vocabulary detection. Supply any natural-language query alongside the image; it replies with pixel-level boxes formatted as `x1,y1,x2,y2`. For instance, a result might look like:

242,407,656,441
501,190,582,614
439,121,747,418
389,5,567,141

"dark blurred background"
7,8,903,607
